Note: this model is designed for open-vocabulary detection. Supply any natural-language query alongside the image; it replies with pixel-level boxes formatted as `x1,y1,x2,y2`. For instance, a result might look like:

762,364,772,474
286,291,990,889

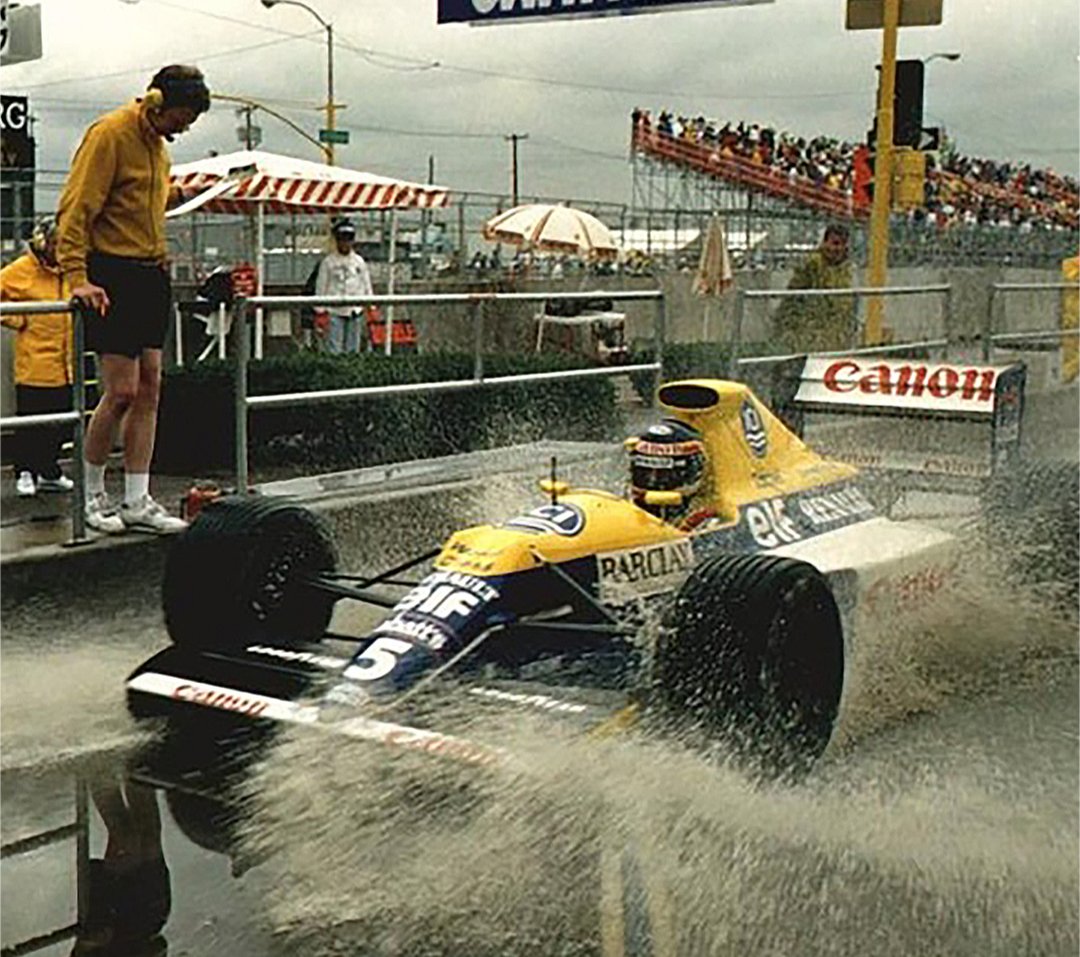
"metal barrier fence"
730,283,953,373
232,288,666,493
0,299,88,543
984,281,1080,361
0,778,90,957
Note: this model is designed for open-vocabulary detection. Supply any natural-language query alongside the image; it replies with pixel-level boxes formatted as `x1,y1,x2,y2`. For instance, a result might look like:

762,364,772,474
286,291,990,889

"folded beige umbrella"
693,215,734,339
483,203,619,261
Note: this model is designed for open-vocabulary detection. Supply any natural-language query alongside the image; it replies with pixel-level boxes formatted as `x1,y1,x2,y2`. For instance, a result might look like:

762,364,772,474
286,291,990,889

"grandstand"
630,109,1079,237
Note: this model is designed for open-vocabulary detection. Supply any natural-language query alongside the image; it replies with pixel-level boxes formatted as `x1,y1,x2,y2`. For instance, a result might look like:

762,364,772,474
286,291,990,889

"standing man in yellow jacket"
56,65,210,534
0,217,75,497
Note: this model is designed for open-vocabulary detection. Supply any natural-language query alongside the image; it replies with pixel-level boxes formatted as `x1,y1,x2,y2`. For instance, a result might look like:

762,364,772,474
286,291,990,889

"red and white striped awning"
169,150,451,215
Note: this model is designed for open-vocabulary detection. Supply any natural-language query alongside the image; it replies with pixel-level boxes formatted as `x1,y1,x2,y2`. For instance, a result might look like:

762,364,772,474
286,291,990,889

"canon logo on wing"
823,360,997,404
173,683,269,718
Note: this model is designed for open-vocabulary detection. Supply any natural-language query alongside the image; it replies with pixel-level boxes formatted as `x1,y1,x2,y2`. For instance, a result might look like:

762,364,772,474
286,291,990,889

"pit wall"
0,266,1064,418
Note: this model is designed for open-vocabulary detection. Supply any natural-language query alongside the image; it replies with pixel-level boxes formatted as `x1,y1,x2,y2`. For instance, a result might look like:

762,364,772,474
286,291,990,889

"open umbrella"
693,215,734,340
483,203,619,261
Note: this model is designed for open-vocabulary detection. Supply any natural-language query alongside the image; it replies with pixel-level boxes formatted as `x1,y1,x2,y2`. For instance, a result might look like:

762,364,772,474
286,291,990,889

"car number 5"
344,636,414,681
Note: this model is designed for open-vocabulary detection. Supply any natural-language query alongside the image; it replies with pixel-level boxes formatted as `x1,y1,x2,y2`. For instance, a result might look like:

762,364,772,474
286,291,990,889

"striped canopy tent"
169,149,450,214
167,150,451,356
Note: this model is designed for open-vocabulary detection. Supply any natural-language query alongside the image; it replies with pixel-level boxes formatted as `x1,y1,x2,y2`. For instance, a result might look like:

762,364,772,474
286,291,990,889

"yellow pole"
865,0,900,345
324,21,335,165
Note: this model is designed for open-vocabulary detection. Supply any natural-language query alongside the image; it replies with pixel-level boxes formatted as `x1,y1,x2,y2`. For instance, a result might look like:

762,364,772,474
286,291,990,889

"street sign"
846,0,942,29
318,129,349,145
1,94,34,168
438,0,773,27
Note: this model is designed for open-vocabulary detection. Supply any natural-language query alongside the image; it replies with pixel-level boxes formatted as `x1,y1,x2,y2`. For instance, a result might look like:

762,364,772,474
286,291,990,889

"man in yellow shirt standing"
0,217,75,497
56,65,210,534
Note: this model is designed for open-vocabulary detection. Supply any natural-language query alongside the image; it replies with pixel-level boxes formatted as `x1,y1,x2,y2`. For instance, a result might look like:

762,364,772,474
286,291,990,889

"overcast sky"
5,0,1079,208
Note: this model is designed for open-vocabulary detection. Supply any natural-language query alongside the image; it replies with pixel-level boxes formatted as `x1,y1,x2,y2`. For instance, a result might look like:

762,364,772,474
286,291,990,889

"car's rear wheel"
653,553,845,775
163,496,338,651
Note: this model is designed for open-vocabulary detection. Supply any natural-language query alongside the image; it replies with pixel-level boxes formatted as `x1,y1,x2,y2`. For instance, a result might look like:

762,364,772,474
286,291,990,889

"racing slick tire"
654,553,844,774
979,461,1079,613
163,496,338,650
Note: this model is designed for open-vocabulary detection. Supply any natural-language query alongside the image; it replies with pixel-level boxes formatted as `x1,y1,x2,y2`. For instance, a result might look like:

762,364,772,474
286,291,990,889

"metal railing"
0,777,90,956
730,283,953,373
0,300,89,543
230,288,666,493
984,281,1080,361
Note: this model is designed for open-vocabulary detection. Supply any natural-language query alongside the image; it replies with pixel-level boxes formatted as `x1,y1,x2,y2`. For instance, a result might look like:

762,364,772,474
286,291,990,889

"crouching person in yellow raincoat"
0,217,76,497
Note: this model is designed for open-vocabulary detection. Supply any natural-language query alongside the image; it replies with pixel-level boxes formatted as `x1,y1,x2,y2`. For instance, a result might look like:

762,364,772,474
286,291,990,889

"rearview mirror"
643,490,683,508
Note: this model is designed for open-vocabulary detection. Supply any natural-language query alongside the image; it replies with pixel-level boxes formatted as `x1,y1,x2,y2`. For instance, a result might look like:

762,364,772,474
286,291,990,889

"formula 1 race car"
127,361,1077,775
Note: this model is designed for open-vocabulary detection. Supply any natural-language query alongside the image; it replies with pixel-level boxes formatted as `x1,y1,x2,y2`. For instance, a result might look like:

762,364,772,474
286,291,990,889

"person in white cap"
314,218,374,354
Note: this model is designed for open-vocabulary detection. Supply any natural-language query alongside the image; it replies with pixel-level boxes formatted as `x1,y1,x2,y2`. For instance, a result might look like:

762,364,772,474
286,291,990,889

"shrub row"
153,351,618,475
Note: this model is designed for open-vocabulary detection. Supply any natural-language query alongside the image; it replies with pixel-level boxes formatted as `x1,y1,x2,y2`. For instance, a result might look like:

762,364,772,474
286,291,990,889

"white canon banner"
796,356,1011,416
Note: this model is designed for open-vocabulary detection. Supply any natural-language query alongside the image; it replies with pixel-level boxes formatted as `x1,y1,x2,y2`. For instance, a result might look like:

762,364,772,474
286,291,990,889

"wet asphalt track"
2,444,1077,957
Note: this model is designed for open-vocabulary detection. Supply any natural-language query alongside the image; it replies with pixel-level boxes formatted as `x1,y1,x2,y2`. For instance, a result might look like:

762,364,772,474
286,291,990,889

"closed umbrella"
693,215,734,340
483,203,619,261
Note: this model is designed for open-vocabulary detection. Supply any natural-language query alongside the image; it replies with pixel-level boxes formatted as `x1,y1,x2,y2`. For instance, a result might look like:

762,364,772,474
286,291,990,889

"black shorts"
86,252,171,358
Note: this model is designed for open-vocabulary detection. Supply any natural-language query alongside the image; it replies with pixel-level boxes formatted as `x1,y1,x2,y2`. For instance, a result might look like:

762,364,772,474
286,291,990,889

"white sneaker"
15,471,36,497
86,491,124,534
120,495,188,534
36,474,74,493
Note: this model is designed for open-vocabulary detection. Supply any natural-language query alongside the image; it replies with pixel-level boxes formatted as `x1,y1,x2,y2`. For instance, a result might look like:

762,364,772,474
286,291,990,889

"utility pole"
505,133,529,206
864,0,900,346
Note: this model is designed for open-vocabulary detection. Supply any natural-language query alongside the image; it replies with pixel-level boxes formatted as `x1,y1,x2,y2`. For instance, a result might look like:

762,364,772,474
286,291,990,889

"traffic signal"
873,59,926,148
894,60,925,148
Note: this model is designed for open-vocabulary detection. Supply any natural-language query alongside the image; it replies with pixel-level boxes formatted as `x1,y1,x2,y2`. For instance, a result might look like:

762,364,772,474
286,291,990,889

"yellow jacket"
0,253,74,387
56,97,177,289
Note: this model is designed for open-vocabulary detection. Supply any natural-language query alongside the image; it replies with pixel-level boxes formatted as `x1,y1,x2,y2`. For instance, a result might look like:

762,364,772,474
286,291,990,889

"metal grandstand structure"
627,115,1078,270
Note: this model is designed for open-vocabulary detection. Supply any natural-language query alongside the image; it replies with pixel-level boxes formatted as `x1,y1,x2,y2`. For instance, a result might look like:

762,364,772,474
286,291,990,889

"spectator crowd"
632,108,1078,231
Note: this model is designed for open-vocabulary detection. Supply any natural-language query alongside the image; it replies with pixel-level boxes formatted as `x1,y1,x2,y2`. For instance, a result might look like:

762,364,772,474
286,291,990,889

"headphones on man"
144,66,210,138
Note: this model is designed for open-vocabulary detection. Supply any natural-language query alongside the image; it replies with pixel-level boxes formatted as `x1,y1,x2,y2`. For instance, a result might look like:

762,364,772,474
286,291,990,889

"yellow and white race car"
127,362,1074,773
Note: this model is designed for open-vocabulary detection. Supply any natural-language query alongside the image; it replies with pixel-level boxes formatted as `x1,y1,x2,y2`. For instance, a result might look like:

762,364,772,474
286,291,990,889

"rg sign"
0,95,28,132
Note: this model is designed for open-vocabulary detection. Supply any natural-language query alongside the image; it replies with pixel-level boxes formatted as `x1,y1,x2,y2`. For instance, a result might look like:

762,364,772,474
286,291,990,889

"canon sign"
795,356,1007,416
823,360,998,404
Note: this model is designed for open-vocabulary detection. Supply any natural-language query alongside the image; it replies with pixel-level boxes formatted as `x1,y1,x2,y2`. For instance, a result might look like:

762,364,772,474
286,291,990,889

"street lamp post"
924,51,961,65
260,0,336,165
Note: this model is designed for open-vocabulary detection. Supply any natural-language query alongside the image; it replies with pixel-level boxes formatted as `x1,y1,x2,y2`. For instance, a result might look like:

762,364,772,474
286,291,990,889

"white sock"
124,472,150,505
85,461,106,496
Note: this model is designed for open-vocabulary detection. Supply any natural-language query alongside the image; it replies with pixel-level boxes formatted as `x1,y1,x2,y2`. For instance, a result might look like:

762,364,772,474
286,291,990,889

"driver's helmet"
628,419,707,515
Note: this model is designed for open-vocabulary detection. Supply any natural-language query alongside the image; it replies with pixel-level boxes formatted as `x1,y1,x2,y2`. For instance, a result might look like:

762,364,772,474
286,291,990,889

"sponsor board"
796,357,1013,415
436,0,772,27
596,538,694,600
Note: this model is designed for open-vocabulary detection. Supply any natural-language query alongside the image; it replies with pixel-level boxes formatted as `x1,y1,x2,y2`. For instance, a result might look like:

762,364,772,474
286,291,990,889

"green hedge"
154,351,618,474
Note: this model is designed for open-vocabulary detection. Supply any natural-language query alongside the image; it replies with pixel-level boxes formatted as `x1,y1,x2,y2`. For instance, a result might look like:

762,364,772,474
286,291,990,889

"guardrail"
0,299,89,543
984,281,1080,361
231,288,666,492
0,777,90,956
730,283,953,374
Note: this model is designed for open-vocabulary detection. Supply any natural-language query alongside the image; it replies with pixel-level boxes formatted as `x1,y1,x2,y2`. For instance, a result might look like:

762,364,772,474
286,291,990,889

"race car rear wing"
772,355,1027,488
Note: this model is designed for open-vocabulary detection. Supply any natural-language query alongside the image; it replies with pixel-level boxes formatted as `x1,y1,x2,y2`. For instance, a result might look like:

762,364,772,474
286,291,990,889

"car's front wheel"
163,496,338,651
